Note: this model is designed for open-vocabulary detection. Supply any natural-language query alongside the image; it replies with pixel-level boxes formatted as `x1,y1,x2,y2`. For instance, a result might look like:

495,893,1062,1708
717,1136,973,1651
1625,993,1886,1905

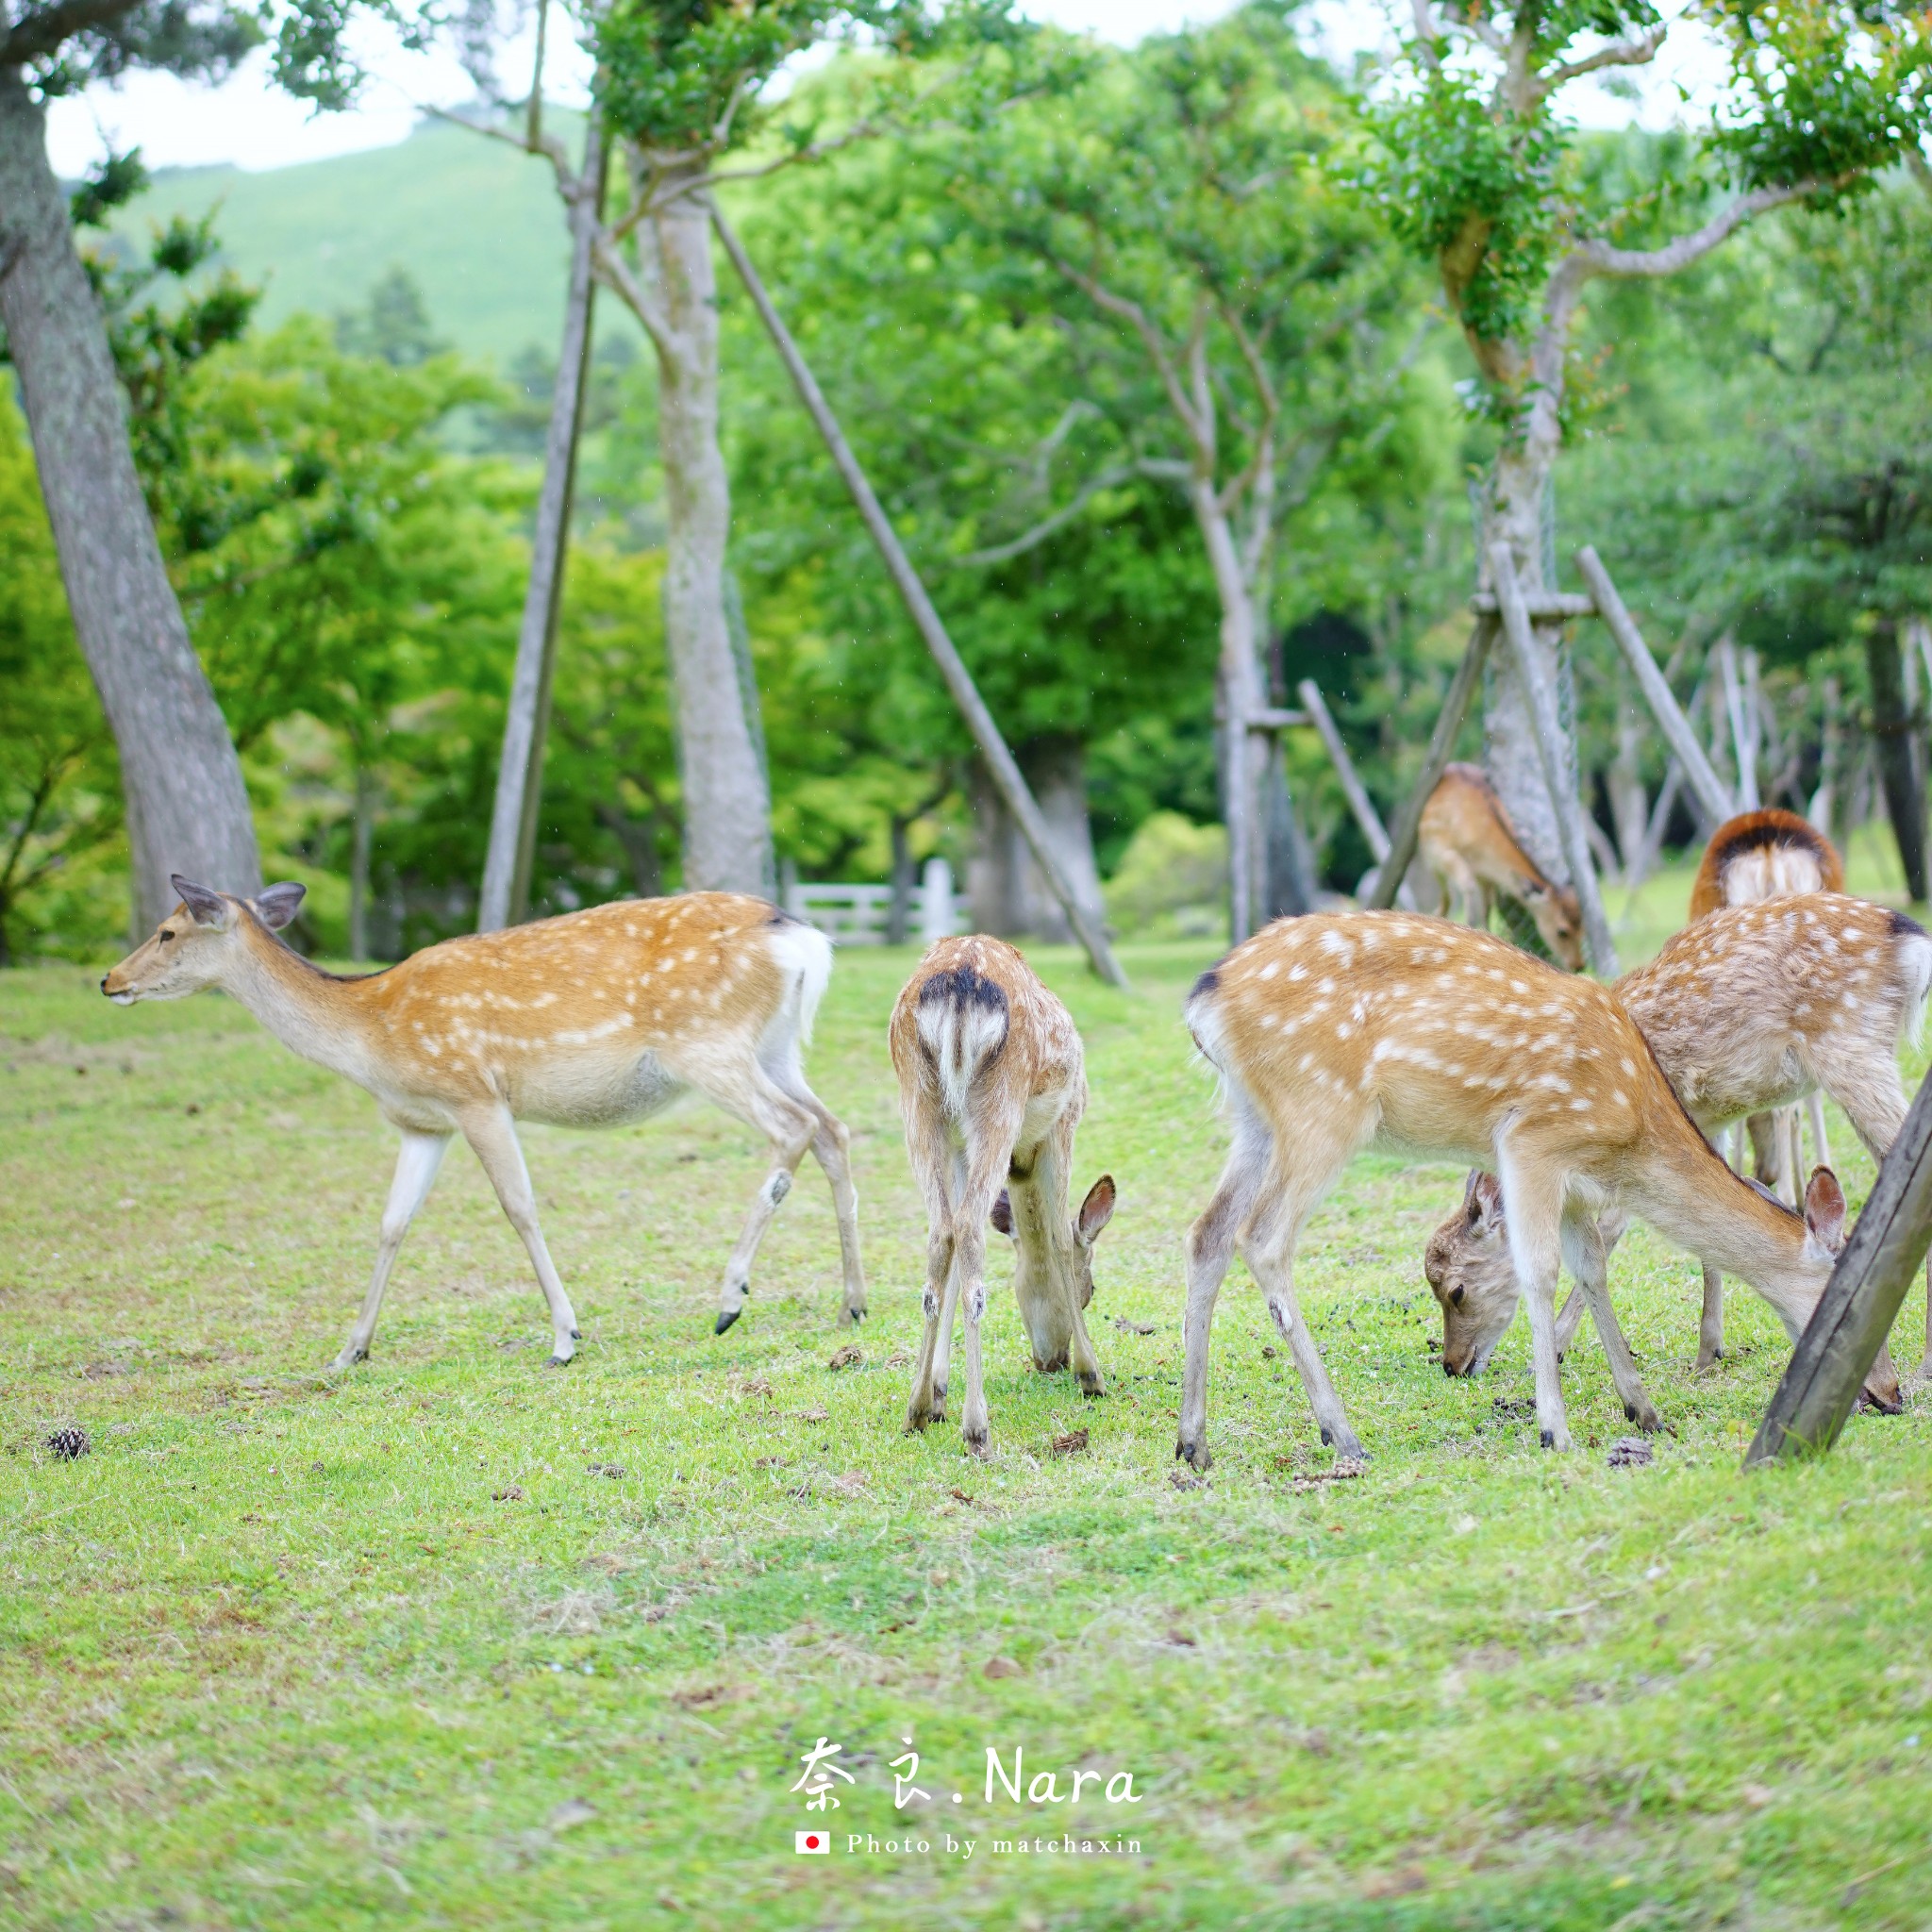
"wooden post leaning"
710,201,1127,989
1366,616,1497,912
1489,544,1620,977
1746,1061,1932,1465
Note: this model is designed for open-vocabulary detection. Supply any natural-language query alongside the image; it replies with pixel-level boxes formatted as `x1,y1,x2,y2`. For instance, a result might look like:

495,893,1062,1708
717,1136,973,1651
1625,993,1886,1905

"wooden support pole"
1745,1061,1932,1465
1574,546,1736,826
1296,680,1389,860
710,202,1127,988
1472,590,1596,621
1367,617,1495,911
1490,544,1620,977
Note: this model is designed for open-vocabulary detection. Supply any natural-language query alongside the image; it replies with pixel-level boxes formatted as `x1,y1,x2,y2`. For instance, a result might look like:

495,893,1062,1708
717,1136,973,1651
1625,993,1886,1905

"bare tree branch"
1538,24,1667,96
591,234,674,360
1566,178,1824,282
1049,255,1209,460
425,103,575,192
949,462,1138,567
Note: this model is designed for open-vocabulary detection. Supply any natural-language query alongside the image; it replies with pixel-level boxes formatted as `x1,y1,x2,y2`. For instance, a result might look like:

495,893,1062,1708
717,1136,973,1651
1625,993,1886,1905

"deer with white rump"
102,880,866,1366
1174,910,1851,1470
891,936,1115,1456
1425,891,1924,1396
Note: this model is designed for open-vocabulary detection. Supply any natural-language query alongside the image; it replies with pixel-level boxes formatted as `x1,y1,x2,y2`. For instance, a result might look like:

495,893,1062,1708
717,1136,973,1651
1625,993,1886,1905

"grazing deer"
1418,762,1585,970
1175,910,1855,1470
102,879,866,1367
890,936,1115,1456
1690,808,1846,1196
1424,892,1925,1393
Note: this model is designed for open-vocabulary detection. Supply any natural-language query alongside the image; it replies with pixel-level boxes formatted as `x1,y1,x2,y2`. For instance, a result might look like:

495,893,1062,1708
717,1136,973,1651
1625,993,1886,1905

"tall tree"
0,0,391,928
1368,0,1931,878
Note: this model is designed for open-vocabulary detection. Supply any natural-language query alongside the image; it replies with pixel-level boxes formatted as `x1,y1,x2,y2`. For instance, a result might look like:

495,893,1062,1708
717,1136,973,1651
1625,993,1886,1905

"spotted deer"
890,936,1114,1456
1690,808,1846,1197
1418,762,1585,969
1175,910,1855,1470
1424,892,1926,1391
102,879,866,1367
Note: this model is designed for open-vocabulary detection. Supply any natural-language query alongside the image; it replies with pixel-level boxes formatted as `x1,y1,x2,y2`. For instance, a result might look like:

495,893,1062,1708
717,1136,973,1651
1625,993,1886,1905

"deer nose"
98,975,109,994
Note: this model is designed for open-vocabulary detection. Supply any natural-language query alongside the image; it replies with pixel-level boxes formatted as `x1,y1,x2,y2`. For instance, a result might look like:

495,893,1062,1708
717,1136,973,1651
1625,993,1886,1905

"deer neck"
1006,1172,1079,1298
220,919,376,1087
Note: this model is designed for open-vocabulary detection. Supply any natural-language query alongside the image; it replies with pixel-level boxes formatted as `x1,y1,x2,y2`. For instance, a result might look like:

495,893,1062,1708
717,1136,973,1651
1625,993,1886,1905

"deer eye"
159,929,175,943
1450,1285,1466,1306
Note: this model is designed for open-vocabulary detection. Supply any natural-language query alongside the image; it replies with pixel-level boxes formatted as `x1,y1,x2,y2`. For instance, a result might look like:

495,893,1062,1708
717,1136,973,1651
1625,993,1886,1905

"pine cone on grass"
45,1425,91,1461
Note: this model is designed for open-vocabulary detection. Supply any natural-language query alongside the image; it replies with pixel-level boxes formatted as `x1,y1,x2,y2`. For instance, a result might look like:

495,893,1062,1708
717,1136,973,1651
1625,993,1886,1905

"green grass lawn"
5,869,1932,1930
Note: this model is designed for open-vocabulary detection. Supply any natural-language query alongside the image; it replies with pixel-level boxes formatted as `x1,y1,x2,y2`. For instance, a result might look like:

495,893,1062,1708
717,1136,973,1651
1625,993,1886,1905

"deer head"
992,1173,1116,1308
1522,879,1585,972
102,876,307,1004
1424,1171,1518,1375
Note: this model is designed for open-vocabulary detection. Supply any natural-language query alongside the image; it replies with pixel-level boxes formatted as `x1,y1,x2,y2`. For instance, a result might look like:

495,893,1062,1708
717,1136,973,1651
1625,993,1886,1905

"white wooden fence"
781,857,962,946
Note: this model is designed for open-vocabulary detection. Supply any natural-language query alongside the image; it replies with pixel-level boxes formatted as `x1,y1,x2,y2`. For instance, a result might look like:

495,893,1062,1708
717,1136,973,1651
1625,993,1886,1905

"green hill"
112,117,588,367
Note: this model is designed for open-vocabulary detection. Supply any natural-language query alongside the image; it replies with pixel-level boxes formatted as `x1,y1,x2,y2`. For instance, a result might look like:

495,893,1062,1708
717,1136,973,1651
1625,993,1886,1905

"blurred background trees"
6,0,1932,965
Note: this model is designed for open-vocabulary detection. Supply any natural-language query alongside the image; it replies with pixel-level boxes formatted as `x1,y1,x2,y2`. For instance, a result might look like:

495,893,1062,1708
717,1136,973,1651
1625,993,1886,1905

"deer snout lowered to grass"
890,936,1115,1457
1419,762,1585,969
1424,892,1925,1402
1174,910,1855,1472
102,879,867,1367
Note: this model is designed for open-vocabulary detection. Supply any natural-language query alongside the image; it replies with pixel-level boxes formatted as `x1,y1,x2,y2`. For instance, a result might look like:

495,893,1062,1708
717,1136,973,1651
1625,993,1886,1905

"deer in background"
891,936,1114,1456
1174,910,1854,1470
103,879,867,1366
1419,763,1585,969
1690,808,1845,1198
1424,891,1926,1391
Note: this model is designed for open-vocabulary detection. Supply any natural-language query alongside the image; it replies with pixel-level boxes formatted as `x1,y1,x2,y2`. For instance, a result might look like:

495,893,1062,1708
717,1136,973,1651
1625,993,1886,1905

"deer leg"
770,1067,868,1327
906,1223,956,1432
1807,1091,1832,1174
708,1074,820,1335
461,1108,580,1365
1563,1211,1661,1432
1496,1149,1570,1451
1175,1108,1272,1474
330,1128,450,1372
1696,1265,1725,1368
1554,1286,1586,1359
1241,1183,1362,1464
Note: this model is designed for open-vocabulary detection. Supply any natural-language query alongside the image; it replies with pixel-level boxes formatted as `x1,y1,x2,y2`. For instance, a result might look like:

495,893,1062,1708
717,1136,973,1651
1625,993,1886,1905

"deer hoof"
1540,1428,1556,1449
1174,1437,1210,1472
545,1352,575,1369
963,1428,990,1458
714,1307,742,1336
329,1346,369,1373
841,1305,867,1326
1078,1373,1104,1399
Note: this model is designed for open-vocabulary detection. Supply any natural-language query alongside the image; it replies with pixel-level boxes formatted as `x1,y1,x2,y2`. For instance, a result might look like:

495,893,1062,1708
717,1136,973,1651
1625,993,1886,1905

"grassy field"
5,860,1932,1931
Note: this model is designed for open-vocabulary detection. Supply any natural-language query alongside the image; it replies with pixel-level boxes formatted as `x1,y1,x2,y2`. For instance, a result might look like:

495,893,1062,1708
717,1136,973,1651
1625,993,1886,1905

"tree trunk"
478,114,606,932
1191,485,1264,940
967,741,1104,941
348,756,375,959
1262,744,1317,918
1867,616,1928,901
1607,701,1649,874
643,179,772,896
0,72,258,932
1481,445,1572,882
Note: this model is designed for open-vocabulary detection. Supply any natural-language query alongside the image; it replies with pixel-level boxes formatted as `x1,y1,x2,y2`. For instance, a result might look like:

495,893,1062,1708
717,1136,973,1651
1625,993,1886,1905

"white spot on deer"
1259,961,1278,981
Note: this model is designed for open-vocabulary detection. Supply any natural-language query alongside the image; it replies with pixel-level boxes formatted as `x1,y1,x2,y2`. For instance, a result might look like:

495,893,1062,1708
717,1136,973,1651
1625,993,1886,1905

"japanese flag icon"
795,1829,831,1855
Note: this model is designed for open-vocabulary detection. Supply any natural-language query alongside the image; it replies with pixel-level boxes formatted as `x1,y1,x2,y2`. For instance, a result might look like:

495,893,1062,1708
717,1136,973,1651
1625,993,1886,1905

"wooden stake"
1745,1061,1932,1465
1490,544,1619,976
711,202,1127,988
1574,546,1735,826
1366,617,1494,911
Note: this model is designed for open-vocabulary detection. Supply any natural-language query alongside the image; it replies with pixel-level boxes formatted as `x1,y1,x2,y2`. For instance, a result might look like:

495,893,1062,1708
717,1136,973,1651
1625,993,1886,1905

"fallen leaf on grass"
1169,1473,1206,1491
738,1376,773,1399
1165,1628,1197,1647
983,1656,1024,1680
1607,1438,1655,1469
1740,1782,1774,1808
1050,1429,1090,1457
825,1471,870,1497
884,1349,910,1369
1361,1865,1428,1900
826,1345,863,1371
491,1485,525,1503
1114,1317,1157,1335
948,1489,974,1505
585,1462,627,1480
791,1406,829,1424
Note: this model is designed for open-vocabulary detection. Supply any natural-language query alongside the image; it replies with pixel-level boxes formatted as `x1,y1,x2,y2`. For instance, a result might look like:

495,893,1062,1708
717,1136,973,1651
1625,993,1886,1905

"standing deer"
1174,910,1854,1470
890,936,1114,1456
1424,891,1925,1391
1690,808,1845,1196
1418,762,1585,969
102,879,866,1366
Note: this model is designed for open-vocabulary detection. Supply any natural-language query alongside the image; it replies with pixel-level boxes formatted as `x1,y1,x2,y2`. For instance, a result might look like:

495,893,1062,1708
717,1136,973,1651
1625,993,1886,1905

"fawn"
103,879,866,1366
1175,910,1852,1469
1424,892,1925,1395
890,936,1114,1456
1419,762,1585,969
1690,808,1846,1198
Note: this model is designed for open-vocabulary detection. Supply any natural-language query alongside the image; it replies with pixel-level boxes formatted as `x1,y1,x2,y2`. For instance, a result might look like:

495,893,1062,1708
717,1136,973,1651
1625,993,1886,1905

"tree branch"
591,234,673,361
1049,255,1209,461
1566,179,1824,282
425,103,575,194
949,463,1138,568
1538,24,1666,96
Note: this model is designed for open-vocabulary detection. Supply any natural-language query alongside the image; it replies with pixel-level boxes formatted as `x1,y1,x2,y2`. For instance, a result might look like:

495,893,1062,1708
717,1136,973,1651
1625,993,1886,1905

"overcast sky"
42,0,1727,180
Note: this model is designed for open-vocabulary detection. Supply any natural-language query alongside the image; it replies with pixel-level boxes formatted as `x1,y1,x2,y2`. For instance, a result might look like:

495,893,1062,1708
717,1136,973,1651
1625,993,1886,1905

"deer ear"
170,876,231,929
1077,1174,1116,1243
254,882,307,930
1804,1167,1847,1250
990,1190,1013,1238
1466,1170,1504,1232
